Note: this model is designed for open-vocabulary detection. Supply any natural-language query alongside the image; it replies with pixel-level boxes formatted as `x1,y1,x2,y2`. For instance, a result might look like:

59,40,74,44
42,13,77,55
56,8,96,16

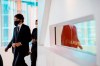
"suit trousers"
31,43,37,66
13,50,27,66
0,54,3,66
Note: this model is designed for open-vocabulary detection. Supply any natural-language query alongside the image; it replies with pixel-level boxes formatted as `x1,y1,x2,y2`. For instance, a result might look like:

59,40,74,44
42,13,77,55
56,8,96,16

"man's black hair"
15,14,24,22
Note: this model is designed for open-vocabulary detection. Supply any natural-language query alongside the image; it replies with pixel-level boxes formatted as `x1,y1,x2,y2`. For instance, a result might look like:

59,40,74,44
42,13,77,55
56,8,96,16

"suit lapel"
19,24,24,34
17,24,24,41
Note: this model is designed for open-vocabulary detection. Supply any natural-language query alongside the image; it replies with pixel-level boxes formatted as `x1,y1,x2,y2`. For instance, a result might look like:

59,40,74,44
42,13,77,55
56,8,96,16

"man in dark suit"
5,14,32,66
31,20,38,66
0,54,3,66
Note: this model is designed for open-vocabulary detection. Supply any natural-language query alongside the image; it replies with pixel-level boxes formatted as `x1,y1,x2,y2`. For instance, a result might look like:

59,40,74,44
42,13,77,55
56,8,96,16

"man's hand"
12,43,16,48
32,39,36,43
79,45,83,49
77,42,83,50
5,47,9,52
15,42,22,47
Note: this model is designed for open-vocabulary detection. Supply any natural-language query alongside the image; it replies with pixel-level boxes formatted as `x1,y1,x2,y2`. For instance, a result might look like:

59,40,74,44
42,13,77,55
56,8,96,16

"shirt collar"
18,23,23,28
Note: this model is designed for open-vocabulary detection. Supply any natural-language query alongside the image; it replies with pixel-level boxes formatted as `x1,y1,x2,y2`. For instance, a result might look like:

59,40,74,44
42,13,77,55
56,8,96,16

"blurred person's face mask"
14,20,20,26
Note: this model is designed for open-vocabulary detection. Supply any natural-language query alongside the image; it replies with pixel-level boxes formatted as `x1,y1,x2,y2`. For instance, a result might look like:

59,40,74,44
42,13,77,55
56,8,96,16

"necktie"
17,26,19,32
13,26,19,53
15,26,19,42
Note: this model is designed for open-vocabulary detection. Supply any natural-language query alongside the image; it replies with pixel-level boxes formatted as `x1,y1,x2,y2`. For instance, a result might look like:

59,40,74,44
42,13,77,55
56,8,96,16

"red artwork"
61,25,83,49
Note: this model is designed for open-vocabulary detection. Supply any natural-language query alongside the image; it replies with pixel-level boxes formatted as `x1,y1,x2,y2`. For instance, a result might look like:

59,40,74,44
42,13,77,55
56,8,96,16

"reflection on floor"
0,47,31,66
1,46,95,66
0,46,47,66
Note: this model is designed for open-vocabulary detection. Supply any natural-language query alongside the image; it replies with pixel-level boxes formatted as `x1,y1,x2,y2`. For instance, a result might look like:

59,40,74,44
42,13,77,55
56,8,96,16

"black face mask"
14,21,20,26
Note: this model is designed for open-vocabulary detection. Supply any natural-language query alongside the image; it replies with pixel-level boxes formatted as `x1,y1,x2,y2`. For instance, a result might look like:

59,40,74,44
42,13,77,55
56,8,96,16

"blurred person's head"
35,20,38,28
14,14,24,26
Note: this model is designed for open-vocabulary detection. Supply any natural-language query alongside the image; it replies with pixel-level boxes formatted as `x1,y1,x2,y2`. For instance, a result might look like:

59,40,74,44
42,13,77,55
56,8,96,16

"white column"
8,1,14,42
38,0,52,46
0,0,2,46
92,0,100,66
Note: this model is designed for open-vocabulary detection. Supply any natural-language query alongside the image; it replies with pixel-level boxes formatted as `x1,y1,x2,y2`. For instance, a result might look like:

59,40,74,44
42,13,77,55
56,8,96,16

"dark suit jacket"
32,28,37,40
6,24,32,55
0,54,3,66
31,28,37,51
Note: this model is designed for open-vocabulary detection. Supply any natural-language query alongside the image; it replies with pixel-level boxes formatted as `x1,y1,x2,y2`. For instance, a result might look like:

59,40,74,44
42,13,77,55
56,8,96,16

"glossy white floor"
0,47,31,66
0,46,96,66
0,46,46,66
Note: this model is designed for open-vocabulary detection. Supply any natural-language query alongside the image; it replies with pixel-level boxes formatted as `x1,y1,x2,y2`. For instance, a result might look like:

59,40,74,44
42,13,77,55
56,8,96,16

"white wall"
45,0,94,45
39,0,100,66
49,0,94,25
46,48,80,66
0,1,1,46
91,0,100,66
56,26,63,45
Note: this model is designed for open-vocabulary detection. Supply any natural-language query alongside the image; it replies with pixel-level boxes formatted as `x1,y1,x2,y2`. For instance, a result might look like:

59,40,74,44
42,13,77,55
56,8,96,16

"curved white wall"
49,0,94,25
39,0,100,66
45,0,96,46
45,0,94,46
0,1,2,46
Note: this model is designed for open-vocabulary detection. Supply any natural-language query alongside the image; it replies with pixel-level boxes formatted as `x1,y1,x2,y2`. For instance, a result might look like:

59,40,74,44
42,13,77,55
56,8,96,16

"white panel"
0,0,1,46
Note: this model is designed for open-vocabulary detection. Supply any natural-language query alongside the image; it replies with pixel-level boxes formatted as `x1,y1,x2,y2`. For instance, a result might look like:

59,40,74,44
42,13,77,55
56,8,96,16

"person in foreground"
5,14,31,66
0,54,3,66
